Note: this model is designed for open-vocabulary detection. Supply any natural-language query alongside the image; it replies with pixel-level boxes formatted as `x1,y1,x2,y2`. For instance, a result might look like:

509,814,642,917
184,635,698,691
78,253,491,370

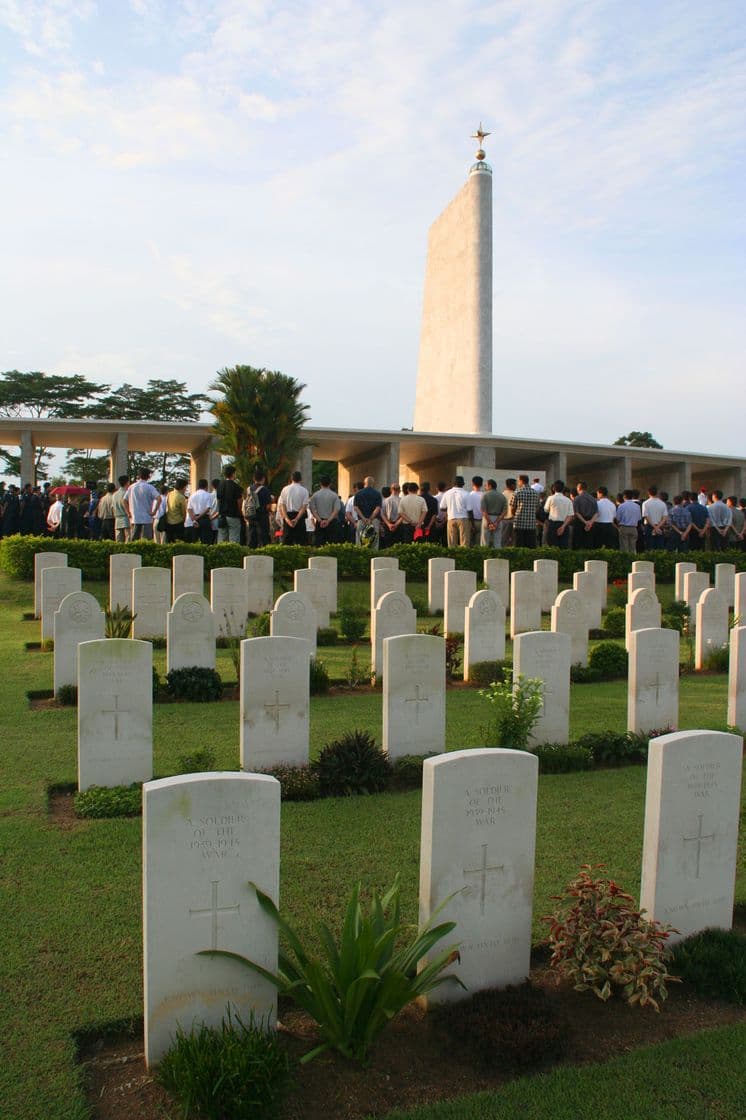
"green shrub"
703,643,729,672
601,606,626,637
531,743,593,774
312,729,390,797
74,784,142,818
165,667,224,702
248,611,271,637
309,656,330,695
544,865,676,1010
200,876,461,1063
437,982,568,1070
175,746,217,774
479,669,544,749
344,646,371,688
152,665,162,699
259,764,321,801
588,640,628,680
570,663,602,684
105,605,135,638
670,928,746,1005
574,730,647,767
467,660,509,686
158,1010,290,1120
389,753,435,790
316,626,338,646
338,606,366,642
56,684,78,706
662,599,690,634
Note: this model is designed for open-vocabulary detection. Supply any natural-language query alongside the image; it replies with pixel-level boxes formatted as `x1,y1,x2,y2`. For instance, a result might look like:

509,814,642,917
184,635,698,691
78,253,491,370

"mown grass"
0,569,744,1120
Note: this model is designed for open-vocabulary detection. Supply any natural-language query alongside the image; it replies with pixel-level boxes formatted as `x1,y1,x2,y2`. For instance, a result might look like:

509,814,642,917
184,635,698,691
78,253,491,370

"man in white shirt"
641,485,668,551
277,471,310,545
186,478,214,544
595,486,618,549
46,497,64,537
439,476,470,547
543,480,574,548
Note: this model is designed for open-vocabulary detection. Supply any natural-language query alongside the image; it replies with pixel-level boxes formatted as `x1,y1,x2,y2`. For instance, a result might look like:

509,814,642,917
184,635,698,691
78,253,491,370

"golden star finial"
471,122,491,147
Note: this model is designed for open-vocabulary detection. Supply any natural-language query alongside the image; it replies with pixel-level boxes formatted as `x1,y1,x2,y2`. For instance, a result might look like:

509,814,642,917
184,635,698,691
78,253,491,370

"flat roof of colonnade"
0,417,743,479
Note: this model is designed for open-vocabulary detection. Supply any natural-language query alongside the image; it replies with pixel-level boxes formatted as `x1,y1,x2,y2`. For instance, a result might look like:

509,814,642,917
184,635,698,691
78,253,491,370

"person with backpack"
216,465,244,543
243,468,272,547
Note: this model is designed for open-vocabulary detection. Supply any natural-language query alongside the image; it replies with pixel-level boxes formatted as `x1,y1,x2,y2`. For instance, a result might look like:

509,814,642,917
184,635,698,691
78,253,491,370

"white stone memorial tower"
413,125,493,435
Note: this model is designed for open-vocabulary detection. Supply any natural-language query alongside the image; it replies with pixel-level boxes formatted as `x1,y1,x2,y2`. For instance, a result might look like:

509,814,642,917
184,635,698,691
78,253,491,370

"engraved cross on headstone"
405,684,429,724
463,844,505,915
101,694,128,739
264,690,290,733
683,813,715,879
189,880,240,950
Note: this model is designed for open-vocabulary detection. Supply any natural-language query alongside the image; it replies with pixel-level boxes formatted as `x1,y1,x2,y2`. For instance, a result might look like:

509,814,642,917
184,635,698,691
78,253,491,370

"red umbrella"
48,485,91,497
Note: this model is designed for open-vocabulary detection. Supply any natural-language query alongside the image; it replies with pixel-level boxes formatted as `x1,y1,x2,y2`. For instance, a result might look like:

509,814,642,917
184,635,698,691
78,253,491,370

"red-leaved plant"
543,865,678,1011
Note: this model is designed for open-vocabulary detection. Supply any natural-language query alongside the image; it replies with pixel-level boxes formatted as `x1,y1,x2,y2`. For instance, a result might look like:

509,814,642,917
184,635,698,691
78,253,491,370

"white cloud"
0,0,95,56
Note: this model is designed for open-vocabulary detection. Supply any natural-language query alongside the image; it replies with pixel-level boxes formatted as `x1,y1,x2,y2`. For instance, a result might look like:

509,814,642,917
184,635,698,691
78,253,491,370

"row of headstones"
142,728,743,1065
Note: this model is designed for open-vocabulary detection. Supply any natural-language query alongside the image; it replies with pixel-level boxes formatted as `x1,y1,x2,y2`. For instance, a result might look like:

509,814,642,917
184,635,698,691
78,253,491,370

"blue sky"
1,0,744,457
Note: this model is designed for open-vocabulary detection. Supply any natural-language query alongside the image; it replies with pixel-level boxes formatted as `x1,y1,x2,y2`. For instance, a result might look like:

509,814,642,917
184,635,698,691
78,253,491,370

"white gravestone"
53,591,105,694
371,566,406,615
419,749,538,1004
371,591,416,678
173,554,204,601
464,590,506,680
727,626,746,730
41,566,81,641
632,560,655,574
240,636,310,769
371,556,398,572
308,556,338,613
34,551,67,618
109,553,141,612
627,627,679,734
294,569,331,629
573,570,602,630
211,567,250,638
695,588,729,670
510,571,541,639
533,558,558,614
382,634,445,760
735,573,746,626
625,587,662,651
640,730,743,942
78,638,153,791
551,589,588,667
628,571,655,599
270,591,317,656
143,771,280,1067
674,562,697,603
167,594,216,672
714,563,736,610
132,567,171,640
444,570,477,637
513,631,571,745
584,559,608,610
684,571,710,633
243,555,274,616
484,558,510,612
428,557,455,614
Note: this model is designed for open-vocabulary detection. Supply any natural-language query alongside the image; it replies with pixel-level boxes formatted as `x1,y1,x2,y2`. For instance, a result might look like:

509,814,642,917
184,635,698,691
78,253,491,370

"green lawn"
0,570,744,1119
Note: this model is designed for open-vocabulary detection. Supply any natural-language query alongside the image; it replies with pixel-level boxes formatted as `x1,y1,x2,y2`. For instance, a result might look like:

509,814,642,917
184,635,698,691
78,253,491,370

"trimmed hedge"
5,533,746,583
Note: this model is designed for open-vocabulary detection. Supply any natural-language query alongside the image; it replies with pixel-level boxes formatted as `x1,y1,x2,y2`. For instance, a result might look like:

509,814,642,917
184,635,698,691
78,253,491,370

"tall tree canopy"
613,431,663,449
0,370,208,483
210,365,310,491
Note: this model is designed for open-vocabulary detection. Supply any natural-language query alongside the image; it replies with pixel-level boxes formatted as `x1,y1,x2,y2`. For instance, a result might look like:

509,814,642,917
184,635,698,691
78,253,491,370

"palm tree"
209,365,310,491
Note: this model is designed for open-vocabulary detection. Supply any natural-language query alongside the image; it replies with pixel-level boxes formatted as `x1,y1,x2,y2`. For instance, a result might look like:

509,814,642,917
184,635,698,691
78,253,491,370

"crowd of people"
1,468,744,555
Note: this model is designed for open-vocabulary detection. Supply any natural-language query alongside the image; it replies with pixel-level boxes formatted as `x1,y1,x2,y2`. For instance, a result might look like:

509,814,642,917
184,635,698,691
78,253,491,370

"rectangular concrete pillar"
190,440,222,491
339,441,401,496
292,446,313,489
20,429,34,485
109,433,129,482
